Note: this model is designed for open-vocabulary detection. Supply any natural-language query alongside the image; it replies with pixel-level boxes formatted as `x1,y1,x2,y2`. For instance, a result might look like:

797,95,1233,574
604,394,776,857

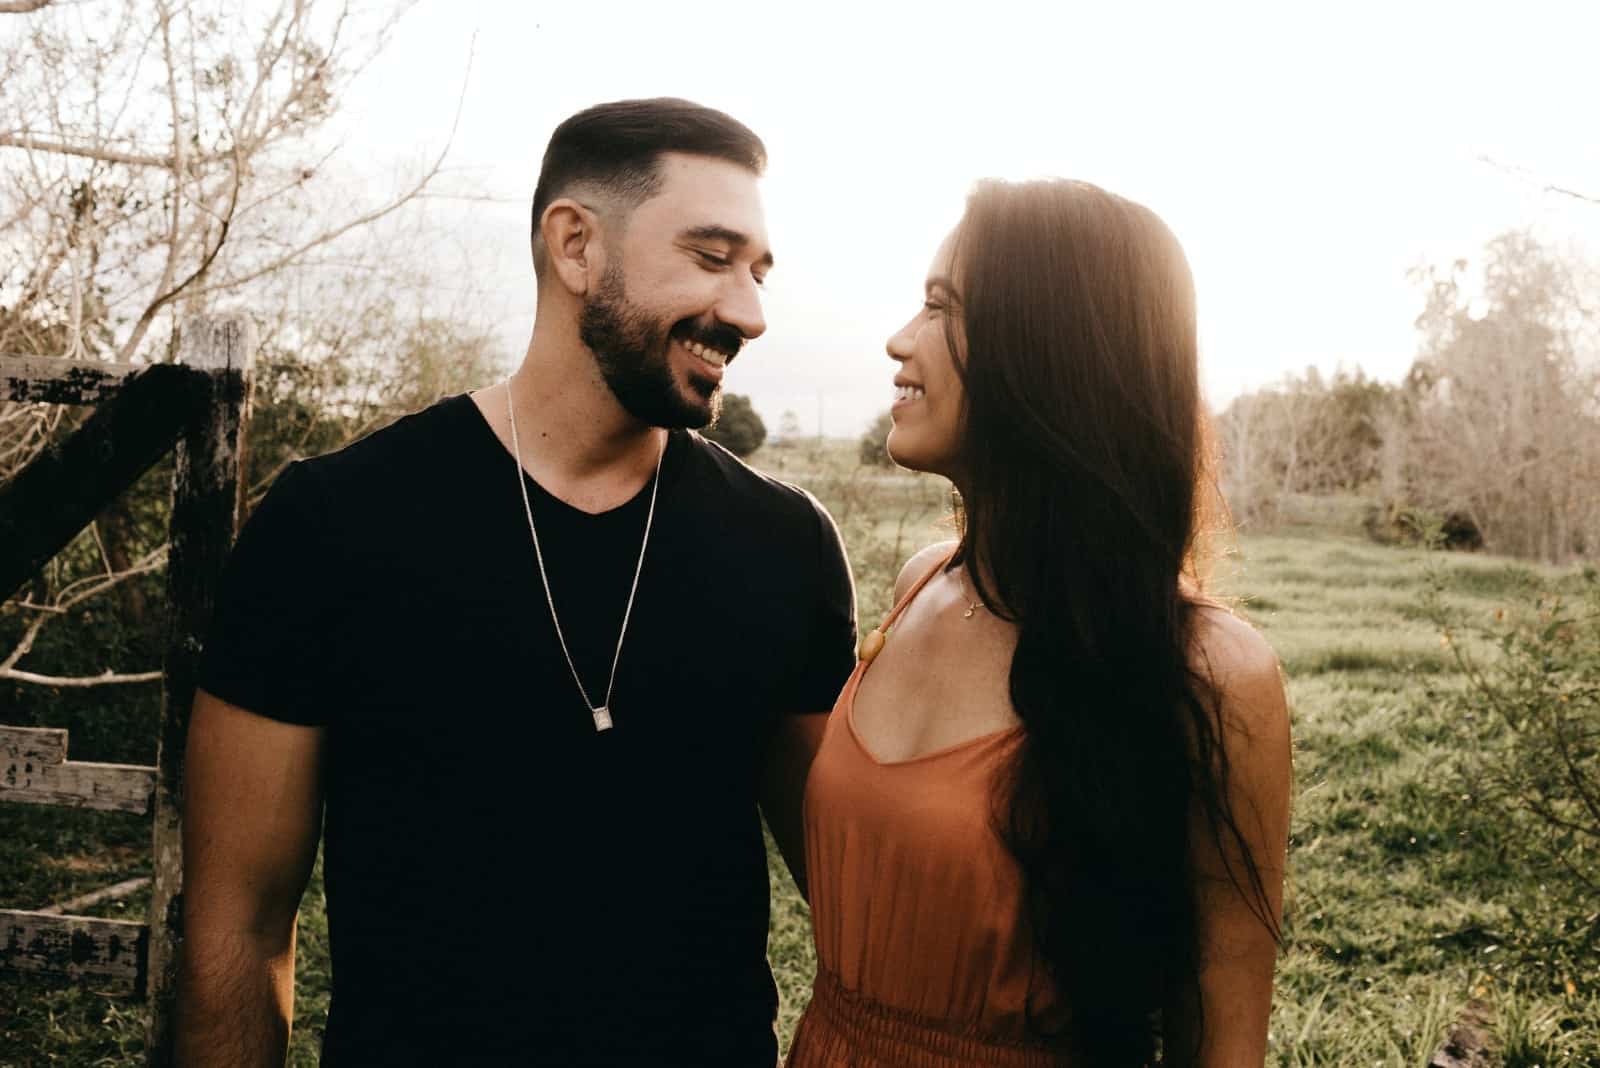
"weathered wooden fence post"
146,315,256,1065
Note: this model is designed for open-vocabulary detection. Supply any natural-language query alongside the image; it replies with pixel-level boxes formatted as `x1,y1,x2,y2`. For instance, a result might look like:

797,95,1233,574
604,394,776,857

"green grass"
5,458,1600,1064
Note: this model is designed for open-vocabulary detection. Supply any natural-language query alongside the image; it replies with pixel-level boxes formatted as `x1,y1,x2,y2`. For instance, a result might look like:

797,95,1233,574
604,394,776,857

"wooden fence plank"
0,758,156,814
0,725,68,765
147,314,256,1064
0,909,147,994
1,356,142,405
0,362,203,602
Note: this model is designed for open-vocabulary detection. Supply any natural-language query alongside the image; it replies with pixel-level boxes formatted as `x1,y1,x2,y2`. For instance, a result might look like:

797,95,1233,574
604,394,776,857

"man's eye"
696,249,732,268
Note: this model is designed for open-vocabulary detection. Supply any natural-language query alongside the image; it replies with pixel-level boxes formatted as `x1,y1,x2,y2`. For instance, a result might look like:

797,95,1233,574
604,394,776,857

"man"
176,98,856,1066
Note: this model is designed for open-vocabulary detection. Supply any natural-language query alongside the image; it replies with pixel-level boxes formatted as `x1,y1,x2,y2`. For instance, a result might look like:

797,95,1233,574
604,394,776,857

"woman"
786,179,1291,1067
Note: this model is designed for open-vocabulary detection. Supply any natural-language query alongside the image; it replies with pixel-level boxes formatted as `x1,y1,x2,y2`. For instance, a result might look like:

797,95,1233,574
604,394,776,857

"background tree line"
1215,230,1599,564
850,229,1599,566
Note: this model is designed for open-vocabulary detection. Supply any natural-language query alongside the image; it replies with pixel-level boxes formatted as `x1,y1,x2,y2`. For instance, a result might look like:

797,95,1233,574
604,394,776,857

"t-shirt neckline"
448,392,685,521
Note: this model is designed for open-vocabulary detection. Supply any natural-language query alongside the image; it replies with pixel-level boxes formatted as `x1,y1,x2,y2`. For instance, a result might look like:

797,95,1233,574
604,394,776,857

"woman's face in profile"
884,228,966,478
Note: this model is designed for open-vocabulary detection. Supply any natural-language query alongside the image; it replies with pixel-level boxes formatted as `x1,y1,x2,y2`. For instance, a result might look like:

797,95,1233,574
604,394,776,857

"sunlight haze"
337,0,1600,436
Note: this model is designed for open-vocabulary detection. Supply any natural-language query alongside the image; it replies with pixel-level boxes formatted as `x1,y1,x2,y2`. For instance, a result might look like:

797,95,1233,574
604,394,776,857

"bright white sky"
338,0,1600,436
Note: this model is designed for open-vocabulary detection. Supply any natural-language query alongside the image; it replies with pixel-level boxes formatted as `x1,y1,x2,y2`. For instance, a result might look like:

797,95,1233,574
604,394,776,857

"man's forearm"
174,925,297,1067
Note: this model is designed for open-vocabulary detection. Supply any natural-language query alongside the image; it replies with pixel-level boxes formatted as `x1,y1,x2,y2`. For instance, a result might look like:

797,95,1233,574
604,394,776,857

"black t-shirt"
200,394,857,1066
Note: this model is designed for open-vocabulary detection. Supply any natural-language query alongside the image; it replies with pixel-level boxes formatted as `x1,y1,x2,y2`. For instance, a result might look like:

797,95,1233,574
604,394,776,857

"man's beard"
579,264,728,429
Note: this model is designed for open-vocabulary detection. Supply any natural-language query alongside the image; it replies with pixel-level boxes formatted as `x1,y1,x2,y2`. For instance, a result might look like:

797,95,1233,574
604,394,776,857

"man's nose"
715,273,766,341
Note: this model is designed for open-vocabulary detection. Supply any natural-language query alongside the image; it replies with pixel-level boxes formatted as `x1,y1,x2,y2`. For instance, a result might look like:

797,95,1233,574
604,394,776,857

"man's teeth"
895,385,926,403
685,339,729,368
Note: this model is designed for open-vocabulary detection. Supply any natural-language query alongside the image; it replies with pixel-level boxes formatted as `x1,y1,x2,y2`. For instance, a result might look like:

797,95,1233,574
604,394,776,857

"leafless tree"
1216,367,1392,524
0,0,483,687
1405,233,1600,562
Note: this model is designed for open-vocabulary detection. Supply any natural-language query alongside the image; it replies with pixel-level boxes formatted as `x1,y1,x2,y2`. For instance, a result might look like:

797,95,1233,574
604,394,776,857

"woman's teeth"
685,339,729,368
895,385,925,403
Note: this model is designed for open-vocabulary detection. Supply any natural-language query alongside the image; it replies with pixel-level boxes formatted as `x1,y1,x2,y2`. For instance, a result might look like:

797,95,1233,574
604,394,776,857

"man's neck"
474,325,667,515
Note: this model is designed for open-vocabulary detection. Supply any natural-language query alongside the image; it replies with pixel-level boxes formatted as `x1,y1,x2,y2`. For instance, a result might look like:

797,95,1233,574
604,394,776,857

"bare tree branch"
1478,154,1600,207
0,131,229,169
185,31,471,301
0,0,56,13
1545,183,1600,207
0,666,163,686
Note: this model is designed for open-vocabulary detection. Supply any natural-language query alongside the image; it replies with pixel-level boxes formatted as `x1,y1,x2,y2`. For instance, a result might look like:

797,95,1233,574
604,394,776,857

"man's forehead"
636,153,770,245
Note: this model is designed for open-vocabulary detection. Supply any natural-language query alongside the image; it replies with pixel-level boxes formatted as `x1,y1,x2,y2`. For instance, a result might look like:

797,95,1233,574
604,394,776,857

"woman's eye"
923,300,944,316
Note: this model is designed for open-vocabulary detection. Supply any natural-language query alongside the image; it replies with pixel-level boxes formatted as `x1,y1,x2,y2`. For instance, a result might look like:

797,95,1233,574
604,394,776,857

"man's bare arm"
175,691,324,1067
759,711,830,902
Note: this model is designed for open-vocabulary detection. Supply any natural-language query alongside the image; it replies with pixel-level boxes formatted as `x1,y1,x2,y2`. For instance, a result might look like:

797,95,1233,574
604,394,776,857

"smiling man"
175,99,857,1067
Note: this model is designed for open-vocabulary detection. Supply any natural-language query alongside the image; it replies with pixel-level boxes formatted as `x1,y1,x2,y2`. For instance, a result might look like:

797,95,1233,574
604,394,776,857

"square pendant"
592,707,614,732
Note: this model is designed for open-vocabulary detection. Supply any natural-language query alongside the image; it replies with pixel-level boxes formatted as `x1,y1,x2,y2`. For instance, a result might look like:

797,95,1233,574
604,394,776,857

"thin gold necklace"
506,384,663,732
957,567,986,619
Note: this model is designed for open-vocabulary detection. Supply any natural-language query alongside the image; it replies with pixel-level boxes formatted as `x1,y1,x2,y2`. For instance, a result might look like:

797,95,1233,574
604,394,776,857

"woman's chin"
885,433,950,478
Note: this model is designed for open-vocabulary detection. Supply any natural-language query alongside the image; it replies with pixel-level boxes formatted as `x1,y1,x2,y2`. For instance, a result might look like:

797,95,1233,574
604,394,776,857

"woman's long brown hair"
945,179,1277,1066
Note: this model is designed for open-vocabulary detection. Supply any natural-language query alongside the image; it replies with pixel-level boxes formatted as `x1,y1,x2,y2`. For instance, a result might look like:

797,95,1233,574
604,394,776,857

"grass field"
4,446,1598,1065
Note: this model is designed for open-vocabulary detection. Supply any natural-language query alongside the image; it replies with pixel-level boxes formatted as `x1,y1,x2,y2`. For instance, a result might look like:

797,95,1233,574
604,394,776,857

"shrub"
702,393,766,457
1440,573,1600,974
1363,501,1482,550
858,411,893,467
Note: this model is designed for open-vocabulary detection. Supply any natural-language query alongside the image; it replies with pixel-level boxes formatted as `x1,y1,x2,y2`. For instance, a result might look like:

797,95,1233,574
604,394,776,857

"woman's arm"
1178,608,1293,1066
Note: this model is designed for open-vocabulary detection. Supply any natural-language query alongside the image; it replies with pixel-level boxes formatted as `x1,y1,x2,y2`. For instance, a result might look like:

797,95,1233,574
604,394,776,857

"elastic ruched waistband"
786,967,1073,1068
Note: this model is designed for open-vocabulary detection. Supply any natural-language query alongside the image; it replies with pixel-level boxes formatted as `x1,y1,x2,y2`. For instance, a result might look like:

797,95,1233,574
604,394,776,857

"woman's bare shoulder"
1190,602,1289,744
892,540,959,603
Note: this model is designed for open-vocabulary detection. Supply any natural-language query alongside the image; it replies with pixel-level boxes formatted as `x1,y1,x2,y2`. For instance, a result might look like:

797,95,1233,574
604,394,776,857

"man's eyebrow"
680,224,775,270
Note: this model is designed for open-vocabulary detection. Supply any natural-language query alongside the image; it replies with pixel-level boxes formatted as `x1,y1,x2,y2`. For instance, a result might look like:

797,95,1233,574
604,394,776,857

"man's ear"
540,198,604,297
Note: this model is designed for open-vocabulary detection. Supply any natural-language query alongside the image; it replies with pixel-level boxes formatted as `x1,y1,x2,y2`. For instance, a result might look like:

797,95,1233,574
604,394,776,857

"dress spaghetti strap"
857,549,955,665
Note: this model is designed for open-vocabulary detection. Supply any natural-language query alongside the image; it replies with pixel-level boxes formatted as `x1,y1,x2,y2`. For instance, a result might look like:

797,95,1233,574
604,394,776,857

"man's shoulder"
296,394,471,490
680,432,829,526
248,396,477,553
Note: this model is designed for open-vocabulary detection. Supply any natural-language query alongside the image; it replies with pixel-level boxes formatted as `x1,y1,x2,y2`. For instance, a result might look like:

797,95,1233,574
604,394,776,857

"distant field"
4,446,1597,1065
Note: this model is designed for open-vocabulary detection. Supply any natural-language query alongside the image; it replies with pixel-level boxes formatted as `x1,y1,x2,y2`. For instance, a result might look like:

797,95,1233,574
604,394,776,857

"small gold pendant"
592,707,614,732
963,604,978,619
858,628,886,663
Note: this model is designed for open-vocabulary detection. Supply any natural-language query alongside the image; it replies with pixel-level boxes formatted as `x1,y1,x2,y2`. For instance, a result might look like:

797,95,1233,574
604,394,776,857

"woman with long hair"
786,179,1291,1067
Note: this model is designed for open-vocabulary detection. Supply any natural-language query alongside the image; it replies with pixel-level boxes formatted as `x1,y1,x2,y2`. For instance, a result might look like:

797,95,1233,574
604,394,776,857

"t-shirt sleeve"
787,490,858,714
198,460,342,726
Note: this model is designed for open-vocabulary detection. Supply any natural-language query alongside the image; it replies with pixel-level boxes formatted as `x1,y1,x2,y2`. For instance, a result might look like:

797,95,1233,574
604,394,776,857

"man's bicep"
184,690,324,931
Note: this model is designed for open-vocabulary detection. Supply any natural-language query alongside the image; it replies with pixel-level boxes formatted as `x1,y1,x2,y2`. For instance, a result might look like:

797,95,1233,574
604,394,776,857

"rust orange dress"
786,561,1074,1068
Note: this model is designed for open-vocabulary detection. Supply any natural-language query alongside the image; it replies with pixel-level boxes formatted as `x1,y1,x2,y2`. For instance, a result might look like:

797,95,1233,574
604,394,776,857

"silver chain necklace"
505,384,663,732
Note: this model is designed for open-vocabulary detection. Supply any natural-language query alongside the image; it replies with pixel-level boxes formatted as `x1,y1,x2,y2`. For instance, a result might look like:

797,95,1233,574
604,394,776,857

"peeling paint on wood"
0,356,142,405
0,755,156,814
0,363,204,602
175,317,255,373
0,318,255,1062
0,725,68,765
0,909,148,995
146,315,255,1065
1,727,155,813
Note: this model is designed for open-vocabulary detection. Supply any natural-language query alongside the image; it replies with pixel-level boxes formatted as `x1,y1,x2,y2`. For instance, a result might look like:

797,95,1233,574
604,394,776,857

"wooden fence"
0,316,254,1064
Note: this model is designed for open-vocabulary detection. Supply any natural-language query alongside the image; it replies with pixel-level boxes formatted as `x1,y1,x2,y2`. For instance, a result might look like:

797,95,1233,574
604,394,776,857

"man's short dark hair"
529,97,767,274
